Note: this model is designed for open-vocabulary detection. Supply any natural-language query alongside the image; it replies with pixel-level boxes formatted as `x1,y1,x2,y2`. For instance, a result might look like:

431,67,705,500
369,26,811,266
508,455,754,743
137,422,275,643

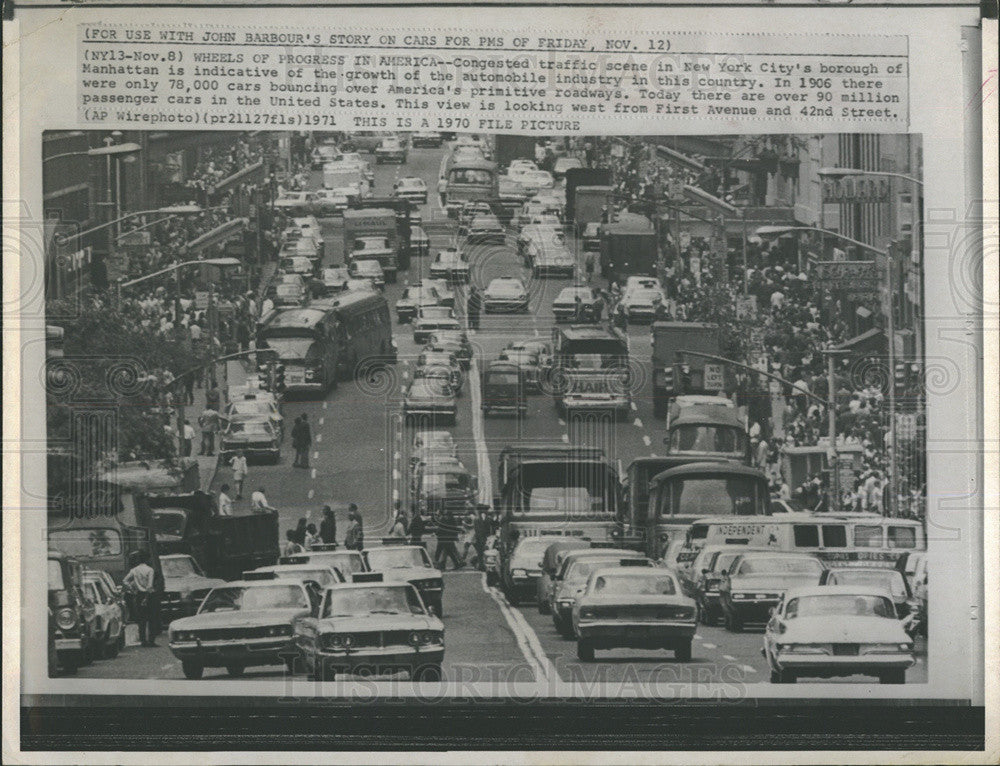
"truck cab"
665,399,751,465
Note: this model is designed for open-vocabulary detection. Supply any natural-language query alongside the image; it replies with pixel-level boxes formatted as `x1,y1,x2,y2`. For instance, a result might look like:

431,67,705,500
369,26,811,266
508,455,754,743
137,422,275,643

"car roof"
590,565,670,579
785,585,895,599
219,577,307,589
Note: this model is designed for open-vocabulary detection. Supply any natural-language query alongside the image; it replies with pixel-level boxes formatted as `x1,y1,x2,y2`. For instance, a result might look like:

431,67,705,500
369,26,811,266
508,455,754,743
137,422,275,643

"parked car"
81,570,126,659
48,550,97,674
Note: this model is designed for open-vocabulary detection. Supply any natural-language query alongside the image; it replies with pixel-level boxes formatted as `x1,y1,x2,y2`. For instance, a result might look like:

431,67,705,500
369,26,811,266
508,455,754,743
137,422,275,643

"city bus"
440,156,499,217
641,461,772,560
313,290,395,381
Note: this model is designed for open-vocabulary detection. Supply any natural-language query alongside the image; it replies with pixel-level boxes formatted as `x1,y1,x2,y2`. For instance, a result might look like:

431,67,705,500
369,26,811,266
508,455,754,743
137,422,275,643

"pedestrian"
282,530,304,557
409,508,426,547
291,415,304,467
319,505,337,545
304,523,320,550
574,294,584,322
293,517,308,546
466,285,481,330
181,419,195,457
184,375,195,406
433,510,464,570
250,486,276,513
389,512,408,539
229,450,248,499
205,382,221,413
294,414,312,469
459,511,475,563
584,252,595,283
217,484,234,516
123,551,157,647
344,506,364,551
472,506,491,570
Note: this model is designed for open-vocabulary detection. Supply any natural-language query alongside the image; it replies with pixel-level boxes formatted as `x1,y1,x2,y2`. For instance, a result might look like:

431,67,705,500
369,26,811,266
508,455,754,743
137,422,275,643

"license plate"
832,643,860,656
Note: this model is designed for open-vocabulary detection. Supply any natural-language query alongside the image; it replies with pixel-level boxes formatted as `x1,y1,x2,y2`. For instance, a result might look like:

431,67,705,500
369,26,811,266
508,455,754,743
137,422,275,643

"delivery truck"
574,186,615,231
599,213,658,284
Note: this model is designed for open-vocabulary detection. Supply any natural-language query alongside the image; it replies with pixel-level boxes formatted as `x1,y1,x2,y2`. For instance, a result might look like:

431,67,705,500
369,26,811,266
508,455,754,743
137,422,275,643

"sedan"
719,552,826,632
411,131,444,148
520,169,555,192
410,226,430,258
483,277,529,313
819,567,922,633
415,350,463,396
459,201,493,227
500,338,552,391
552,156,583,179
581,222,602,252
403,376,457,425
348,259,386,290
465,214,506,245
279,256,316,280
320,266,350,296
573,566,697,662
621,287,668,322
530,242,576,278
420,278,454,308
394,176,428,204
395,285,442,324
552,286,603,322
429,249,471,284
763,585,915,684
375,138,408,164
363,545,446,617
273,282,307,307
413,306,461,344
220,417,281,463
425,330,473,369
225,398,284,441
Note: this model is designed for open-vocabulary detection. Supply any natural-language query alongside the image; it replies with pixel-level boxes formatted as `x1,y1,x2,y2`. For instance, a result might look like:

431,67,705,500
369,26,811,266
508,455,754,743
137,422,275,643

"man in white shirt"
123,552,158,646
218,484,234,516
250,487,276,514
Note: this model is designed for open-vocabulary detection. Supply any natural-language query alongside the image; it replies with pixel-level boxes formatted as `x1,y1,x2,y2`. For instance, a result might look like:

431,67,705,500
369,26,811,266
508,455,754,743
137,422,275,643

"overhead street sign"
822,176,891,204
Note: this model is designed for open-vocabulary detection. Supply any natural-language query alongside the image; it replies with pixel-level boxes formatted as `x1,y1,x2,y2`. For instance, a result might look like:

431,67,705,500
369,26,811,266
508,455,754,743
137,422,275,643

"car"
403,375,458,426
311,143,341,169
337,151,375,183
228,385,281,413
412,429,456,457
282,549,369,578
252,562,347,591
819,567,922,633
340,133,386,153
763,585,916,684
395,285,442,324
500,537,554,605
549,549,651,637
273,281,307,307
345,277,378,293
220,417,281,463
274,191,317,216
293,579,445,681
393,176,428,204
624,276,662,293
411,131,444,148
410,225,430,258
224,396,285,442
320,266,350,295
459,201,493,227
552,286,603,322
686,545,760,625
894,552,927,636
375,137,408,164
581,222,602,252
621,287,668,322
520,169,555,192
483,277,529,313
536,539,593,614
363,544,445,616
425,330,473,369
81,570,126,659
410,455,478,519
159,553,227,620
500,339,552,391
507,158,538,177
415,350,463,395
718,552,826,632
530,240,576,278
573,565,697,662
279,238,320,265
517,198,563,229
452,146,487,167
168,574,313,679
280,255,317,280
517,223,565,260
419,278,455,308
348,259,386,290
552,156,584,179
413,305,460,344
48,550,97,674
465,214,506,245
429,248,471,284
313,188,350,214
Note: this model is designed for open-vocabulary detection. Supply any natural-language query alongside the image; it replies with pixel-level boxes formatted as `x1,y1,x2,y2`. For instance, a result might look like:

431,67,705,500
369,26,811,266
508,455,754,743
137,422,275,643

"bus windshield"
670,425,748,455
668,476,761,517
260,337,315,360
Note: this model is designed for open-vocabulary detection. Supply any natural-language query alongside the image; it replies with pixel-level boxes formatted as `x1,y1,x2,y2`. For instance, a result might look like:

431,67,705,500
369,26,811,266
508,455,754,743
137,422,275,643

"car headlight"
172,630,194,642
730,593,750,600
56,608,76,631
558,598,574,608
323,634,351,650
512,568,527,578
863,643,912,654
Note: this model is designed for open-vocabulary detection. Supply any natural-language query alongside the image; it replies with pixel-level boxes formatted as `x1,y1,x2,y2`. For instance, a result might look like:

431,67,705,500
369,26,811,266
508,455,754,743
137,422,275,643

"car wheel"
182,661,204,680
674,640,692,662
576,639,595,662
106,633,120,659
879,669,906,684
225,664,246,677
414,663,443,682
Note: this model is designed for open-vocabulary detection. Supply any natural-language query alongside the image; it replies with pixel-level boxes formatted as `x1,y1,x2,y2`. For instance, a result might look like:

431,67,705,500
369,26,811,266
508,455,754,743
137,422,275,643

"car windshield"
410,378,452,397
200,584,308,613
736,557,823,576
268,567,339,587
228,421,273,435
670,425,747,455
356,239,390,250
593,574,676,596
308,552,365,574
422,472,470,494
567,557,635,582
365,547,432,570
450,169,493,185
670,476,761,516
829,570,908,599
324,586,426,617
230,401,273,417
786,594,897,619
162,556,200,578
527,487,600,513
414,432,454,450
713,552,741,574
487,371,521,385
49,529,123,558
48,559,65,591
153,510,187,537
512,539,551,561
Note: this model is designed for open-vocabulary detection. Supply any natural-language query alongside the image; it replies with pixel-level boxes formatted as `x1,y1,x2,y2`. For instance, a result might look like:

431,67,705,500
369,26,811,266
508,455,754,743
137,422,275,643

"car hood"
163,575,227,592
222,432,275,442
314,613,442,633
781,615,911,643
171,607,308,631
729,574,821,592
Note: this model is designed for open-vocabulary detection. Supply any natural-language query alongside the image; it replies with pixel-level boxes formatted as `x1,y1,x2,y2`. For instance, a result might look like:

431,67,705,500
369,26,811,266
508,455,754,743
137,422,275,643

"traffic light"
661,365,675,394
273,363,286,394
893,360,922,410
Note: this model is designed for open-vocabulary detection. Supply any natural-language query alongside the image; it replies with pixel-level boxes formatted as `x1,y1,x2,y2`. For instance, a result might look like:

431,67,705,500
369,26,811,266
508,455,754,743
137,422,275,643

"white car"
553,156,583,179
483,277,529,313
520,170,555,191
394,176,428,205
420,278,455,308
763,585,916,684
621,287,668,322
344,277,378,293
508,159,538,176
624,276,662,293
313,188,349,214
348,259,385,289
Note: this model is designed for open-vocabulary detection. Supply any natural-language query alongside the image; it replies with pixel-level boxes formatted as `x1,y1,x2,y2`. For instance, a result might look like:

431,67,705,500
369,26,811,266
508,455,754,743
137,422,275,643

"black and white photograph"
40,129,932,687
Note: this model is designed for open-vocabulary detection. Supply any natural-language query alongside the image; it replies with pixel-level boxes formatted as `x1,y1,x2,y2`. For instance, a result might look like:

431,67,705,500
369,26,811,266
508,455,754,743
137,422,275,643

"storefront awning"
182,218,248,256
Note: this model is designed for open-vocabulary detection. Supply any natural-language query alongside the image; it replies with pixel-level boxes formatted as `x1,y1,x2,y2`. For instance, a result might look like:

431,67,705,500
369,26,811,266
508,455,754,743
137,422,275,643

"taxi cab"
549,548,651,637
168,573,313,679
363,542,444,616
572,564,697,662
293,576,445,682
252,561,348,591
282,546,369,578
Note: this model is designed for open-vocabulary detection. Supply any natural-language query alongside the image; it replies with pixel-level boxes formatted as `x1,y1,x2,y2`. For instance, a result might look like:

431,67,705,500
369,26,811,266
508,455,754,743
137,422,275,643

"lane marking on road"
702,643,717,649
392,487,400,502
392,468,400,481
558,418,566,426
313,451,319,460
316,434,322,443
308,489,315,499
642,435,651,447
318,417,324,426
393,451,401,462
323,402,327,410
740,665,757,674
311,468,317,479
633,418,643,428
722,654,737,661
630,402,637,412
481,573,554,685
560,433,569,443
694,634,702,640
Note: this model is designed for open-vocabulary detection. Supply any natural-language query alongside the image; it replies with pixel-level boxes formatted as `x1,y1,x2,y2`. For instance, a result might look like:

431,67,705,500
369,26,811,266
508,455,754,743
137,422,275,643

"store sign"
813,260,880,294
822,176,891,203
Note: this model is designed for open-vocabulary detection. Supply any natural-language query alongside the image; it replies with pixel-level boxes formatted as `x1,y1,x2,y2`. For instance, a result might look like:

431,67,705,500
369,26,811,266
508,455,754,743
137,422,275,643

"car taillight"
56,608,76,630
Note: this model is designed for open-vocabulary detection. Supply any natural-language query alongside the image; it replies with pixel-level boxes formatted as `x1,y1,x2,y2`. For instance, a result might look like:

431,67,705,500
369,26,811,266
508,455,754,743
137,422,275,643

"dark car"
499,338,552,392
481,361,527,417
718,552,826,632
411,131,444,148
552,286,603,322
48,549,97,674
159,553,227,619
536,538,593,614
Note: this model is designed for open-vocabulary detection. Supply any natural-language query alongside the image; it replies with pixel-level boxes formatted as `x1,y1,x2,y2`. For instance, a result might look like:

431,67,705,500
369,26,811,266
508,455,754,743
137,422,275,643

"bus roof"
260,307,329,330
669,406,746,429
558,325,626,342
447,157,497,172
311,290,387,316
650,461,766,483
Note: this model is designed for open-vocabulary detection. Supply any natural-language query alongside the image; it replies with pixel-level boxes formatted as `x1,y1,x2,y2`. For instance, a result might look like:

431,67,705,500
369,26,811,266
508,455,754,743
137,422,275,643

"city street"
61,135,926,687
